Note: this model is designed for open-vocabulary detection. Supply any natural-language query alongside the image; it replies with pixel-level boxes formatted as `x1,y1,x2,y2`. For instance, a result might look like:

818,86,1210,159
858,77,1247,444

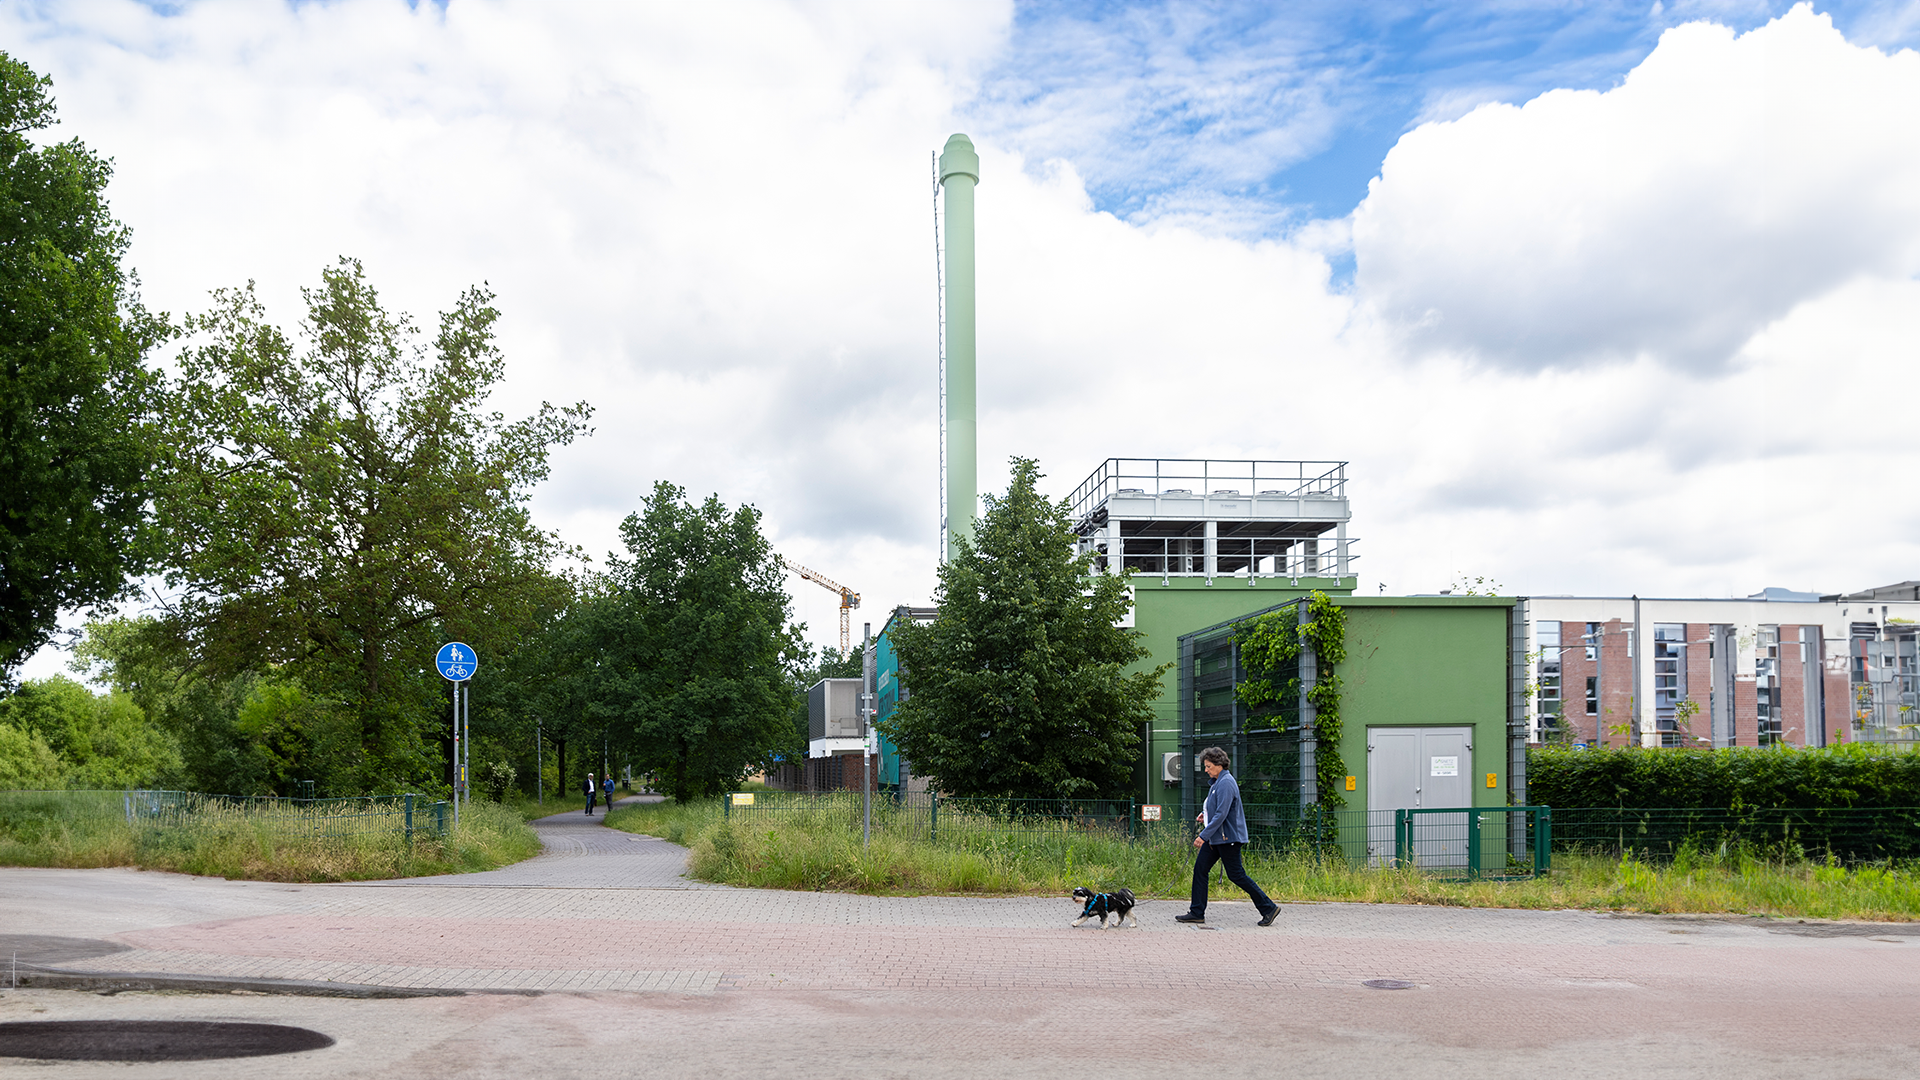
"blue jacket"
1198,769,1249,844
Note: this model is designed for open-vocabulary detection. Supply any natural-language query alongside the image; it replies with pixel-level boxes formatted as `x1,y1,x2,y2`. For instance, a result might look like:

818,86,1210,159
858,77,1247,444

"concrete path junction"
1,797,1916,1078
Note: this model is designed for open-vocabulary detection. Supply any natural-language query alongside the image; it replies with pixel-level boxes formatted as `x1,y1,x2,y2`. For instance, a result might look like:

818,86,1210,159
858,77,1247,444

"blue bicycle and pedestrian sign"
436,642,478,682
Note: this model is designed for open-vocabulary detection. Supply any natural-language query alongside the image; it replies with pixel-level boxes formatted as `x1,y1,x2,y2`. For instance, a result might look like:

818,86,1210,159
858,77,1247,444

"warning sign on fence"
1141,804,1162,821
730,793,755,806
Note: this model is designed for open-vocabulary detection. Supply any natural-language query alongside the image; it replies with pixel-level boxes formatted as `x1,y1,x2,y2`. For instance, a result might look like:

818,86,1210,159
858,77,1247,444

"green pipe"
939,133,978,561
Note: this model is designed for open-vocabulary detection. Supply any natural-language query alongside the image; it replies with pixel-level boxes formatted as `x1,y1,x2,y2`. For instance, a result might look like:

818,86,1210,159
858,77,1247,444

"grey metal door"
1367,726,1473,867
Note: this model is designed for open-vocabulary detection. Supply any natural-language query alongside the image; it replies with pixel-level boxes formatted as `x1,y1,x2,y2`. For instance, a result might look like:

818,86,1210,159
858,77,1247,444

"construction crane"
787,561,861,657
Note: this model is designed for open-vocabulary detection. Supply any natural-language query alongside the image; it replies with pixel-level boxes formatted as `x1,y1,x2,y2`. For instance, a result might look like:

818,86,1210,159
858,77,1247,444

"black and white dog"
1071,886,1137,928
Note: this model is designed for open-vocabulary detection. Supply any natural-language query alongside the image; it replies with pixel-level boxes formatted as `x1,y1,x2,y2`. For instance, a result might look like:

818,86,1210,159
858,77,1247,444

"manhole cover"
0,1020,334,1061
1363,979,1415,990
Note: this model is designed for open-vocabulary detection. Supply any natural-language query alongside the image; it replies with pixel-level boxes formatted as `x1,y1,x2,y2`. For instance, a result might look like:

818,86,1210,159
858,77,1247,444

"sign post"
437,642,478,828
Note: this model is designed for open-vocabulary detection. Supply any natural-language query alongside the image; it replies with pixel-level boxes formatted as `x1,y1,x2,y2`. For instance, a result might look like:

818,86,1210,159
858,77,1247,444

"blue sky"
979,1,1920,229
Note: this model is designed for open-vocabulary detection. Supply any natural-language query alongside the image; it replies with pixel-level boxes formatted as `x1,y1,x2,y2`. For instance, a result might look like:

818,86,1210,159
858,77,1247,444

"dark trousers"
585,792,596,815
1190,842,1275,917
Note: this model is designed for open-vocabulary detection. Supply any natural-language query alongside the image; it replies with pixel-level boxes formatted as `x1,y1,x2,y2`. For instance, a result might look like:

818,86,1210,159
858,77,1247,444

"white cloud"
1354,5,1920,372
5,0,1920,683
3,0,1014,664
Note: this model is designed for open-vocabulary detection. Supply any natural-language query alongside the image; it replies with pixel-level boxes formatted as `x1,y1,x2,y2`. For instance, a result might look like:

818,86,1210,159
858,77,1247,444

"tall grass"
605,796,1920,920
0,790,540,882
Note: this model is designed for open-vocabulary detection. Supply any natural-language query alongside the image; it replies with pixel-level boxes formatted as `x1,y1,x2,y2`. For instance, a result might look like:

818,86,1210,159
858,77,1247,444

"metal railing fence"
1240,804,1551,878
0,789,451,843
726,791,1149,848
1546,806,1920,866
1392,807,1551,879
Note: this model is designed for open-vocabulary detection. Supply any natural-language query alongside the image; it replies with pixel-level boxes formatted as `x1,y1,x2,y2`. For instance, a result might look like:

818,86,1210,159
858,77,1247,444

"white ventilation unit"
1162,752,1184,783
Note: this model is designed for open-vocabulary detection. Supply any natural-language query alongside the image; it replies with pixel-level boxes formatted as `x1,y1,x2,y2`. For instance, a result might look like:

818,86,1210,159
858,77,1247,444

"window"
1536,623,1561,712
1654,624,1686,747
1585,676,1598,716
1654,624,1684,708
1756,626,1782,746
1584,622,1599,661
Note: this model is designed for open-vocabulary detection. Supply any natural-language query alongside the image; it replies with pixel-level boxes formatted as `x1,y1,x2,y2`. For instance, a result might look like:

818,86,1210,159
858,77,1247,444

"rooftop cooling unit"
1162,752,1184,784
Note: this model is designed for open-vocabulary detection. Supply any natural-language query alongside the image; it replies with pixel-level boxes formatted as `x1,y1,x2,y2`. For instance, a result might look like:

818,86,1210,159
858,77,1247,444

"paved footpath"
3,801,1919,1078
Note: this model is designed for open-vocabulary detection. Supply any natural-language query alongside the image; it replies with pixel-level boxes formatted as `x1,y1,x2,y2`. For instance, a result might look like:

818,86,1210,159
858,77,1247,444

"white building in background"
1527,583,1920,749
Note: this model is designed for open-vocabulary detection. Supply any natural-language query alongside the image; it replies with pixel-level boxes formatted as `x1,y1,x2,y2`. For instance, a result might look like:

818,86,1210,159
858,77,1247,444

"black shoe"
1257,908,1280,927
1175,912,1206,924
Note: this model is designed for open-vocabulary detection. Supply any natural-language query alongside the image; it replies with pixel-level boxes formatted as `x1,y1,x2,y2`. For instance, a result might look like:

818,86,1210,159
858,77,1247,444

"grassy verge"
0,791,541,882
604,796,1920,921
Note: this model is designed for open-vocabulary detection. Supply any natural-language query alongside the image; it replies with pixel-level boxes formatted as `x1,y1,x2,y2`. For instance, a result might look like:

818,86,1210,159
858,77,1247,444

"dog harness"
1080,893,1114,917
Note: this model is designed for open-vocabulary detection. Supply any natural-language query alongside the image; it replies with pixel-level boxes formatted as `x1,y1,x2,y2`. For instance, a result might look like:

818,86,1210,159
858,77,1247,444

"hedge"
1527,743,1920,810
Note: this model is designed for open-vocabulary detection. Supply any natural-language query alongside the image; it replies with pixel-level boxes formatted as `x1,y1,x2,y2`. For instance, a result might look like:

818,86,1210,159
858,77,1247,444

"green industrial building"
858,457,1528,861
1064,459,1526,835
906,137,1524,854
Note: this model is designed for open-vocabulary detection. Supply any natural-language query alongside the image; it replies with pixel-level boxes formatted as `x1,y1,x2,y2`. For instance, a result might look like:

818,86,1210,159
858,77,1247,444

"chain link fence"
1546,806,1920,866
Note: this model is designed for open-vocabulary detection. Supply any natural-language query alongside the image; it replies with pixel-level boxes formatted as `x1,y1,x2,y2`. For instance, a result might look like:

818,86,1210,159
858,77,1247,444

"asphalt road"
2,800,1915,1078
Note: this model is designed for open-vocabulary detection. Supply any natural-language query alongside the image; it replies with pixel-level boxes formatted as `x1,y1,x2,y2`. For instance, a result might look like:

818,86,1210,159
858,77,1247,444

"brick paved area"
5,803,1913,1001
4,806,1919,1077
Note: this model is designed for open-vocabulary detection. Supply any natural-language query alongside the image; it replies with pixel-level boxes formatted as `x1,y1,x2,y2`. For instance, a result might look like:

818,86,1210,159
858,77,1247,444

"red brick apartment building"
1527,584,1920,749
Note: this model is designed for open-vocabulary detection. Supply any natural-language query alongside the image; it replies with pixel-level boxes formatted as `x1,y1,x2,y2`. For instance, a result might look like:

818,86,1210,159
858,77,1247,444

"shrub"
1527,743,1920,809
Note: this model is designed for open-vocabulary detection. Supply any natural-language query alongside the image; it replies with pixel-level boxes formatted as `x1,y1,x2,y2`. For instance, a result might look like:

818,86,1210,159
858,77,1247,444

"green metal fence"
723,793,1553,876
1546,806,1920,866
1240,805,1552,878
0,789,451,843
725,794,1920,872
1392,807,1551,879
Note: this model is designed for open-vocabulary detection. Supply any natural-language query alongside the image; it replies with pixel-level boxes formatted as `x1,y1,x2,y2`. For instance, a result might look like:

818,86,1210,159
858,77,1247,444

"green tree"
879,458,1164,799
0,53,165,678
149,259,591,791
70,616,326,795
584,483,803,803
487,595,600,798
72,614,247,792
0,721,61,787
0,675,181,787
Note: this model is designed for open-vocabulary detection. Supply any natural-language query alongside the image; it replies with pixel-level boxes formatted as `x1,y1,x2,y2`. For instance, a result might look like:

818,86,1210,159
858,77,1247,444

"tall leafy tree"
151,259,591,790
879,458,1165,799
0,54,164,678
586,483,803,802
491,594,602,796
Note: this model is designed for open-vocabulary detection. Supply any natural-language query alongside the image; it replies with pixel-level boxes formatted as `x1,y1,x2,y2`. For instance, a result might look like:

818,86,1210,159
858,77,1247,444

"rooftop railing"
1069,458,1348,525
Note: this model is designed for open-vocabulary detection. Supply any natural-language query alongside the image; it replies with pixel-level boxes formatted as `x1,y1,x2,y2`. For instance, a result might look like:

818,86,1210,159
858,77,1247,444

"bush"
0,677,182,788
0,724,62,787
1527,743,1920,809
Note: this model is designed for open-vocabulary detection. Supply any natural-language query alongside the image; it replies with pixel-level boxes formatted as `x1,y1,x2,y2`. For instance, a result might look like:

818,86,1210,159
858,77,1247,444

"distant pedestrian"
1175,747,1279,927
584,773,597,816
602,774,616,810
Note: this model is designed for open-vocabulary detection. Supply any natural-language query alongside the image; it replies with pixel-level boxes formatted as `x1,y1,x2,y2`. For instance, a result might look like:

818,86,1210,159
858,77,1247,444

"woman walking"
1175,747,1279,926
